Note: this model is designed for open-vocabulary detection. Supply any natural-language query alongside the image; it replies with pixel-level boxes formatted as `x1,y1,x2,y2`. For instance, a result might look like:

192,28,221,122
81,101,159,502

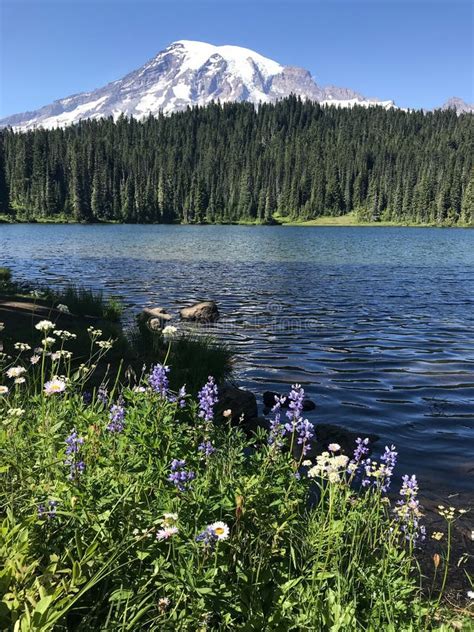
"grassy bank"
1,313,473,629
2,213,473,228
0,270,234,394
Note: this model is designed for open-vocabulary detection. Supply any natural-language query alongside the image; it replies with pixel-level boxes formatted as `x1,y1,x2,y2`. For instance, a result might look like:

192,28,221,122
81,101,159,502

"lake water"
1,224,474,491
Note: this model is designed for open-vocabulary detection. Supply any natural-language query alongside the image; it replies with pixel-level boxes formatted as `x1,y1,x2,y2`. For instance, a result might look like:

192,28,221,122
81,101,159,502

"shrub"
0,267,12,283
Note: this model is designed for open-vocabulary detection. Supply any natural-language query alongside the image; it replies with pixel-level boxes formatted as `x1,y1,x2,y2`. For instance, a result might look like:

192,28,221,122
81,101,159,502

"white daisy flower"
0,385,9,395
30,355,40,365
328,443,341,453
44,378,66,395
14,377,26,384
156,526,178,540
35,320,54,332
208,521,230,541
6,366,26,378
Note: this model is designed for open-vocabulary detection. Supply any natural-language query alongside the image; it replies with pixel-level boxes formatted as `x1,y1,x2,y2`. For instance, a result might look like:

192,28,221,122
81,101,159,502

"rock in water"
137,306,172,332
180,301,219,323
218,385,258,424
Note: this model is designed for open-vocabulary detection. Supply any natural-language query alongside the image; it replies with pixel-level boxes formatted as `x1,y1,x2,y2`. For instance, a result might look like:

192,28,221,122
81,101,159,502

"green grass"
0,320,472,630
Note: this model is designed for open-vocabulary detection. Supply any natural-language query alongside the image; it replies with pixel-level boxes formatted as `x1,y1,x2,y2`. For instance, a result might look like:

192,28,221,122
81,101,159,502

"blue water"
1,224,474,491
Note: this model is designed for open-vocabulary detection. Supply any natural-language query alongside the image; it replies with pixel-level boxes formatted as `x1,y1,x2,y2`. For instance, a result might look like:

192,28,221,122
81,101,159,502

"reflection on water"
1,224,474,490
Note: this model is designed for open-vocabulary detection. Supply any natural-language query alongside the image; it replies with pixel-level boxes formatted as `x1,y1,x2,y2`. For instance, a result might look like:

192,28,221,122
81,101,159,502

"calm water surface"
1,224,474,491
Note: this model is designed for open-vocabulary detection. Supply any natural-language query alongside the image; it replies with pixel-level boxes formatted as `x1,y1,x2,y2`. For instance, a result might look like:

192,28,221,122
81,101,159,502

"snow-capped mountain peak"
1,40,400,130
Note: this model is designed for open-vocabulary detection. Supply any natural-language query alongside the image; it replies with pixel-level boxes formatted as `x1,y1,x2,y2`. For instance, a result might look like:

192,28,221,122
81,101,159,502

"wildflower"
44,378,66,395
208,521,230,540
433,553,441,569
196,521,230,547
353,437,370,462
268,395,287,448
42,336,56,347
8,408,25,417
198,440,216,457
133,385,147,393
432,531,444,541
0,385,8,395
54,330,76,340
158,597,170,612
14,377,26,385
97,386,108,404
223,409,232,418
14,342,31,351
438,506,456,520
107,403,126,432
294,418,314,455
167,459,195,491
162,325,178,339
467,591,474,599
65,428,85,480
96,339,114,350
149,363,169,396
30,354,40,364
328,443,341,452
169,385,187,408
56,303,70,313
35,320,54,332
308,452,349,483
198,376,218,422
379,444,398,491
38,500,58,520
6,366,26,378
82,391,92,404
162,512,178,525
87,326,103,338
0,322,4,331
156,526,178,540
394,474,425,544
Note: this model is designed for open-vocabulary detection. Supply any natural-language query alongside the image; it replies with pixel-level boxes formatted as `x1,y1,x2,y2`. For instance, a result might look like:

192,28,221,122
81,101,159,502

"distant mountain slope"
440,97,474,114
0,40,397,130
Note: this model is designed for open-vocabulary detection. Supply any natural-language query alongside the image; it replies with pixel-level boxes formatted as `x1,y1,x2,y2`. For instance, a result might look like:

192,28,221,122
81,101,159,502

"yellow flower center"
215,527,224,535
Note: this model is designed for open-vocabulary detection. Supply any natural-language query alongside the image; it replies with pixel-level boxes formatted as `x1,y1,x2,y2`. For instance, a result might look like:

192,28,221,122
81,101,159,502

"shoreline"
1,216,472,229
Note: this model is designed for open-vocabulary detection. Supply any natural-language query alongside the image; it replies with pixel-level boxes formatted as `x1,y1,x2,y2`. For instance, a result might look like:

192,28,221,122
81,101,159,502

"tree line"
0,97,472,225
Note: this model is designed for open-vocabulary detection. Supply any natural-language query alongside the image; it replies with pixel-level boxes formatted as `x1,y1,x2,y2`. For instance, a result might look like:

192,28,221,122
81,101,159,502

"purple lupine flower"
168,385,187,408
149,363,170,396
65,428,85,480
353,437,370,462
82,391,92,405
177,385,187,408
107,403,126,432
395,474,426,545
195,527,217,547
295,418,314,455
268,395,287,447
348,437,370,476
198,377,218,422
198,440,216,457
380,444,398,491
282,385,314,455
97,386,108,404
286,384,305,423
38,500,58,520
167,459,195,491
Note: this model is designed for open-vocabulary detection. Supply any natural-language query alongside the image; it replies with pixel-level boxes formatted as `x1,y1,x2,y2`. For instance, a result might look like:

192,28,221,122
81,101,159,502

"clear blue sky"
1,0,472,118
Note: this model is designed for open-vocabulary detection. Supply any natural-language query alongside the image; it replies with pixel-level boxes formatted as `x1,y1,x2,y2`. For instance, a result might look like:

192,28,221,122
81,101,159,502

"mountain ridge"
0,40,472,130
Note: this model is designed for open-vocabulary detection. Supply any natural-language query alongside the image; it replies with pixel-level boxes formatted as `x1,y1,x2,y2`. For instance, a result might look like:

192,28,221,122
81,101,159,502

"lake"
1,224,474,491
